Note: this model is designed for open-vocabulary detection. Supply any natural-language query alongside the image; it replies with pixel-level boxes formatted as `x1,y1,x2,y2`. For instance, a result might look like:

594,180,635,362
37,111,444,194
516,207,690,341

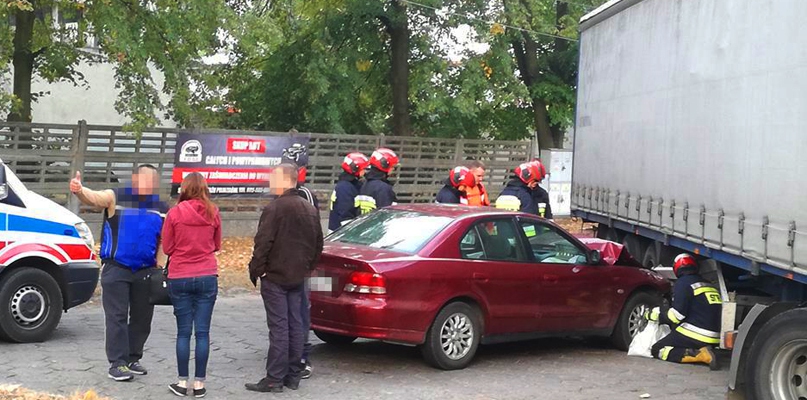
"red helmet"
449,166,476,189
342,152,370,176
530,159,547,181
370,148,399,173
514,162,541,185
673,253,698,277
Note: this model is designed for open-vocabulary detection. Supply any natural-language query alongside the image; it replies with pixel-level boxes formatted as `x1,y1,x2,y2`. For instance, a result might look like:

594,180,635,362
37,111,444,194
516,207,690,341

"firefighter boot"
681,347,718,370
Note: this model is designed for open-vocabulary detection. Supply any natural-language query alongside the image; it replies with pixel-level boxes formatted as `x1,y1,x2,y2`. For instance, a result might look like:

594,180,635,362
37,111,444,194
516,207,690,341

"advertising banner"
172,133,310,197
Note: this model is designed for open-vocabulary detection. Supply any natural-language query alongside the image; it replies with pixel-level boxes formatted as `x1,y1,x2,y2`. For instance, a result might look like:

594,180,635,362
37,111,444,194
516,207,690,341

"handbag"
148,261,172,306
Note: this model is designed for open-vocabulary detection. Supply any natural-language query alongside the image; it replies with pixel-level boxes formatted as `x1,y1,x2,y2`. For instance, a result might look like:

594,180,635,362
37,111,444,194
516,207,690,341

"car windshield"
327,210,453,254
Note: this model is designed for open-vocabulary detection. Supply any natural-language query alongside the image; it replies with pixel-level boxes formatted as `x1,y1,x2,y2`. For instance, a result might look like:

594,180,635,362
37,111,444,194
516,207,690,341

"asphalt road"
0,294,728,400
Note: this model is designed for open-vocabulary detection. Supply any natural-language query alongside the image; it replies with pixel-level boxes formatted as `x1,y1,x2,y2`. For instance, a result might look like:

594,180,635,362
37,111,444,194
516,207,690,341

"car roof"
386,203,524,220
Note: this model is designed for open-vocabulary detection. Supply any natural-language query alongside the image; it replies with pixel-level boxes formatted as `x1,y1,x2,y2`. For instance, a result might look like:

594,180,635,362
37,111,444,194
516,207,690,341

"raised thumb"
75,171,81,181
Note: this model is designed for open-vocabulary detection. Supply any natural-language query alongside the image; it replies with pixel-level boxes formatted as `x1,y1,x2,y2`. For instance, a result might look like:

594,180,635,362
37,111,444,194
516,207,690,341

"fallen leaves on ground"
0,385,108,400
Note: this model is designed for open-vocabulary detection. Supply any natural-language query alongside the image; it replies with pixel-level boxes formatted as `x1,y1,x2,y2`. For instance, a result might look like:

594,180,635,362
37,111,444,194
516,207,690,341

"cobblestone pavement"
0,294,728,400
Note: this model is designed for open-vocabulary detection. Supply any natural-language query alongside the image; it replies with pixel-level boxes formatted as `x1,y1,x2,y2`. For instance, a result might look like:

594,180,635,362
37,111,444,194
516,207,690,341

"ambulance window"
0,187,25,208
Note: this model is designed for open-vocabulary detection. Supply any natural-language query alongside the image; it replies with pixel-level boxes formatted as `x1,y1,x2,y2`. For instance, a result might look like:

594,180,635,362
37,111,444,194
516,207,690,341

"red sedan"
310,204,670,370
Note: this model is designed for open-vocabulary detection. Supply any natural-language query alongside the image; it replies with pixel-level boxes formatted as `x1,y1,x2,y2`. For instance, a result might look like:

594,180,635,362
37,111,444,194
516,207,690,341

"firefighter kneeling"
645,253,721,370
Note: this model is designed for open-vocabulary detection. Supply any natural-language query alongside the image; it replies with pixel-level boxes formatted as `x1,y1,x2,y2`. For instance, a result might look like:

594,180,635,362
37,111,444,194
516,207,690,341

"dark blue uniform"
355,168,396,215
532,185,553,219
435,180,464,204
328,173,363,232
495,179,537,214
651,273,723,363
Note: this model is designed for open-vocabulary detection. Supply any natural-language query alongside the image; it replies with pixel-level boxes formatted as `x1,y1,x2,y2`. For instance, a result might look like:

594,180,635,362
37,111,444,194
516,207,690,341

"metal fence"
0,121,535,226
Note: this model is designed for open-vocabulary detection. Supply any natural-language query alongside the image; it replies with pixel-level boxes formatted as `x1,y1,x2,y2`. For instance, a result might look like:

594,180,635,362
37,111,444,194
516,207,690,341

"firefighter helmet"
342,152,370,176
530,159,548,181
514,162,541,185
449,166,476,189
673,253,698,277
370,148,399,173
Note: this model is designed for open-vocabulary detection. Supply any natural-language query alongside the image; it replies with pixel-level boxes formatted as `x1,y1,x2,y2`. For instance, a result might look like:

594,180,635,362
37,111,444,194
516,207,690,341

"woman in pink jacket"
162,172,222,398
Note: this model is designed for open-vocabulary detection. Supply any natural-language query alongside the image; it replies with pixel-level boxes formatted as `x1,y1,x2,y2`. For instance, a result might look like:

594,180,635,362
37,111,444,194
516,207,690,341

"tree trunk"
512,36,556,150
8,9,36,122
388,0,411,136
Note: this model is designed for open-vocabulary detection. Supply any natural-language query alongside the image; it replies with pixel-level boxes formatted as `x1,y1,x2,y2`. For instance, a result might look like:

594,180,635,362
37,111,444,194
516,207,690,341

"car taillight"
344,271,386,295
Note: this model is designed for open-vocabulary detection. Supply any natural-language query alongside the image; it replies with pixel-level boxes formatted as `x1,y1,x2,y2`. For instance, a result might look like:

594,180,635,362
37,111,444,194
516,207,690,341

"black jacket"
532,185,553,219
356,168,396,215
660,273,723,345
249,189,324,287
328,173,362,231
496,179,537,214
435,179,464,204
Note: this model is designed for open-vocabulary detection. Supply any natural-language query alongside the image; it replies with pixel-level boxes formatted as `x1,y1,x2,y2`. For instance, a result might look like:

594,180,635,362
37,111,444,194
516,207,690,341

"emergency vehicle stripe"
667,308,685,324
0,243,68,265
56,244,94,261
3,213,78,238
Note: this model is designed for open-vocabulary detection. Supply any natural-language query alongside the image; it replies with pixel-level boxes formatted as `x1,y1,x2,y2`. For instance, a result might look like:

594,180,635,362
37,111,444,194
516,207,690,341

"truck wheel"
0,268,63,343
747,308,807,400
313,330,357,345
421,302,481,370
621,234,647,261
642,245,659,269
610,291,662,351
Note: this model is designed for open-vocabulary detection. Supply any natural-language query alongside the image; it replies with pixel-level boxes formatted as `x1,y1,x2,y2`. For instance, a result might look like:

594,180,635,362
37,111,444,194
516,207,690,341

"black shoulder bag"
148,259,172,306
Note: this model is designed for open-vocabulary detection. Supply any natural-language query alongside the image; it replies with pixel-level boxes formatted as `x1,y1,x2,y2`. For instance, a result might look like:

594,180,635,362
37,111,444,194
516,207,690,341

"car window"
519,221,587,265
460,219,526,262
328,209,453,254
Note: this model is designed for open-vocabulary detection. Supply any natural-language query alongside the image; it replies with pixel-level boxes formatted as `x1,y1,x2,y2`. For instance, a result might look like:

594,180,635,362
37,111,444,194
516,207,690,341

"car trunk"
313,242,409,298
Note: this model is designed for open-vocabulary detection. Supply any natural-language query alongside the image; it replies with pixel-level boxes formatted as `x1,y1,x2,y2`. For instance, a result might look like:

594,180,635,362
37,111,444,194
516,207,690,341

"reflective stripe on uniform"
659,346,673,361
690,282,711,290
354,195,377,215
329,190,337,211
676,323,720,344
693,286,720,296
538,202,547,218
667,308,686,324
495,195,521,211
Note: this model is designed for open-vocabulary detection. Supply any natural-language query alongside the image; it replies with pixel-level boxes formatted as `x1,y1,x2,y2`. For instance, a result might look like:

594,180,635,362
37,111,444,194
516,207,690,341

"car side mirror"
588,250,602,265
0,166,7,201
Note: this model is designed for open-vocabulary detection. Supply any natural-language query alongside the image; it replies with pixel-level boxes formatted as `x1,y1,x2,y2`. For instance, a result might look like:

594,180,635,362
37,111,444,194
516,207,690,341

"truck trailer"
572,0,807,399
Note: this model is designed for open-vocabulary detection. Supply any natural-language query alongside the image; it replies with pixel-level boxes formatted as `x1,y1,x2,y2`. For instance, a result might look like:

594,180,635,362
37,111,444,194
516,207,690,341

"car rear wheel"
313,330,357,345
610,291,662,351
421,302,481,370
0,267,63,343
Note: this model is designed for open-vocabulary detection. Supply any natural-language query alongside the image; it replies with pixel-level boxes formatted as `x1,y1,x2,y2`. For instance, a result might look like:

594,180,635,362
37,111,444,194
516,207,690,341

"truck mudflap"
728,302,799,390
60,262,100,309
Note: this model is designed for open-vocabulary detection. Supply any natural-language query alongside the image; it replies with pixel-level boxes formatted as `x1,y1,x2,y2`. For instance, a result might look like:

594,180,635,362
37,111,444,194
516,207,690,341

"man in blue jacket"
328,152,369,233
70,165,168,381
355,148,399,215
495,162,542,214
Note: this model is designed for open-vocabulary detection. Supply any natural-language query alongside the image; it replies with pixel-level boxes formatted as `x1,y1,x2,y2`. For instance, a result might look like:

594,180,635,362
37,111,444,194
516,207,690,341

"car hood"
579,238,642,267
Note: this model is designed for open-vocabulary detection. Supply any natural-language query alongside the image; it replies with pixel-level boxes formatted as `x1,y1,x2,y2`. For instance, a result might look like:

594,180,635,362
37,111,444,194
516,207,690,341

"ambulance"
0,159,99,342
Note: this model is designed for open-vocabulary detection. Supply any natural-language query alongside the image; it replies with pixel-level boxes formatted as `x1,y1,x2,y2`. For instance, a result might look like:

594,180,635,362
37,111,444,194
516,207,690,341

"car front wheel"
421,302,481,370
610,291,662,351
0,267,63,343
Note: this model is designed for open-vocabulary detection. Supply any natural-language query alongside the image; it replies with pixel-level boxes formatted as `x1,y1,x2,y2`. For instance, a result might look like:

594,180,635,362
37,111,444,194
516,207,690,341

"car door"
459,217,542,335
516,218,615,332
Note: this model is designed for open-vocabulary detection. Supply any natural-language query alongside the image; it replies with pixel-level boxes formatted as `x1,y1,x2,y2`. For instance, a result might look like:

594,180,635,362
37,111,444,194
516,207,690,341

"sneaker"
128,361,148,375
169,383,188,397
245,377,284,393
301,362,312,380
108,365,134,382
193,388,207,398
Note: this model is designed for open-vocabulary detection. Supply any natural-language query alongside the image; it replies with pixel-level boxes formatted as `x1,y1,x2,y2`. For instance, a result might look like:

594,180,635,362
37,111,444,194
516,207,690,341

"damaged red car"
309,204,670,370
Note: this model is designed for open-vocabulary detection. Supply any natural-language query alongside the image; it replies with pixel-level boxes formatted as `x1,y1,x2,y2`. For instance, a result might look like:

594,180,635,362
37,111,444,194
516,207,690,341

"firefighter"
494,162,542,214
464,160,490,206
328,152,369,233
646,253,722,370
355,148,399,215
529,160,553,219
435,166,476,204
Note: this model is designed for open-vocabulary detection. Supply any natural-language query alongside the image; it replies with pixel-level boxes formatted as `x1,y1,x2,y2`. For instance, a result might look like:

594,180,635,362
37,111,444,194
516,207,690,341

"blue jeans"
168,275,218,381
